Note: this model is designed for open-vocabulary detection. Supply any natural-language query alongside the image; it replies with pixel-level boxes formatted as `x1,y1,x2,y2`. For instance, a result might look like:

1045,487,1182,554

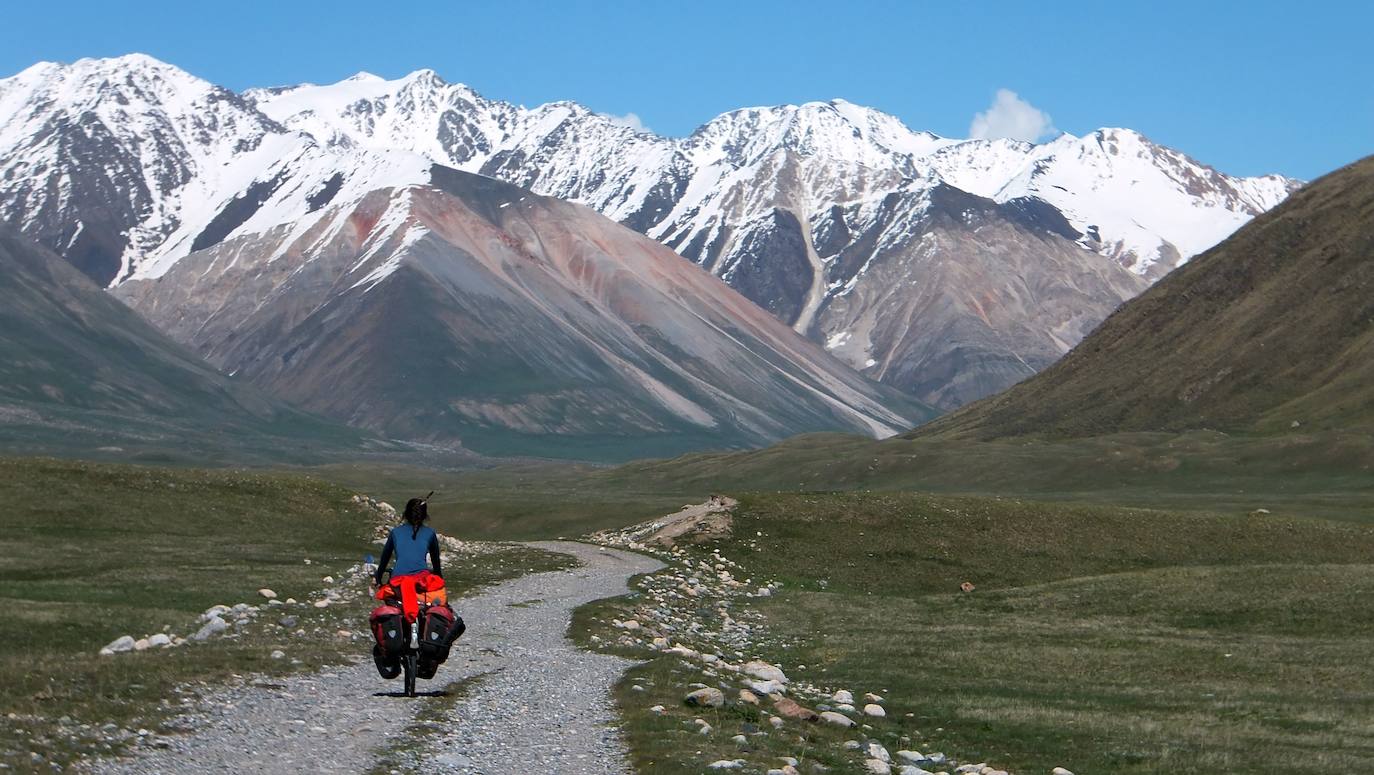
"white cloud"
969,89,1056,142
602,111,651,134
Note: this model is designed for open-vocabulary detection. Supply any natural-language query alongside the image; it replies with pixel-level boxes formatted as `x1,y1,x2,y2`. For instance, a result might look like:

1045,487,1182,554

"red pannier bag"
419,604,465,664
369,604,405,658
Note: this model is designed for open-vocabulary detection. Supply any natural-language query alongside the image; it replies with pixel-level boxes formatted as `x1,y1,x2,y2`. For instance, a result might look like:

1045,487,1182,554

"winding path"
90,541,662,774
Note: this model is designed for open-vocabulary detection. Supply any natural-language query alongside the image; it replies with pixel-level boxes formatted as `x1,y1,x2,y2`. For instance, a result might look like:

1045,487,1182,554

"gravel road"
89,541,663,774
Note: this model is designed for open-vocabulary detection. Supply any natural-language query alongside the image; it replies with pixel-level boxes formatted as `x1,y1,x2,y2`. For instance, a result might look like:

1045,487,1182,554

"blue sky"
2,0,1367,179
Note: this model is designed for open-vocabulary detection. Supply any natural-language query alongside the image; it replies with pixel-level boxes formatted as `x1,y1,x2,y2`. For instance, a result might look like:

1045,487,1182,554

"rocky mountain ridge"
0,55,1299,408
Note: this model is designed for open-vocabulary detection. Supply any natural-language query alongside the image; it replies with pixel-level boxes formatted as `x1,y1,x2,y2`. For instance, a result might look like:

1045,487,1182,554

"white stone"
1052,768,1075,775
818,711,854,727
743,660,789,684
201,605,230,621
147,634,172,648
832,689,854,704
864,703,887,717
191,617,228,641
313,600,330,608
747,679,786,696
100,635,136,655
133,638,151,651
867,742,891,762
707,761,744,770
864,692,885,703
258,588,277,600
864,760,892,774
684,687,725,708
768,716,785,729
648,705,666,715
270,650,285,659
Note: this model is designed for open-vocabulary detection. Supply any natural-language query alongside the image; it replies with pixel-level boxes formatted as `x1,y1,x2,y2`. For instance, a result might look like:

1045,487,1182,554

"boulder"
748,679,786,696
738,689,760,705
864,692,885,703
864,760,891,774
133,638,151,651
743,660,788,684
201,605,230,621
863,703,886,717
147,634,172,648
818,711,854,728
100,636,136,656
192,617,228,641
270,650,285,659
258,588,277,600
707,761,744,770
684,688,725,708
832,689,854,704
771,695,819,721
1052,769,1075,775
867,742,891,762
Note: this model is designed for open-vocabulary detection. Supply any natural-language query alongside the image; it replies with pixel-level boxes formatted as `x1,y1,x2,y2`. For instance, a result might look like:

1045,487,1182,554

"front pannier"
419,605,465,663
369,604,406,657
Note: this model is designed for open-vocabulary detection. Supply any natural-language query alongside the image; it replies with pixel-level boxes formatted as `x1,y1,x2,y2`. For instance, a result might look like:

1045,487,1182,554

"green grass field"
0,457,572,771
576,491,1374,774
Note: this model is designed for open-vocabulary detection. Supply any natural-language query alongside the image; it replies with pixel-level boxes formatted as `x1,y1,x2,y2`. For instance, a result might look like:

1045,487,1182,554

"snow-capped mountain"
116,164,932,459
244,70,1297,405
0,55,1299,411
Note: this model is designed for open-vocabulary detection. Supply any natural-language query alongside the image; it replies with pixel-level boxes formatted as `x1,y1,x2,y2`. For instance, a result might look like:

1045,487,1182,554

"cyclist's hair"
402,498,429,539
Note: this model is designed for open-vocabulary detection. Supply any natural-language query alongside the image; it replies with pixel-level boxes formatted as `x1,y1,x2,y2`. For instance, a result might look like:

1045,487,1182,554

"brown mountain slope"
0,227,371,460
913,155,1374,440
120,167,932,461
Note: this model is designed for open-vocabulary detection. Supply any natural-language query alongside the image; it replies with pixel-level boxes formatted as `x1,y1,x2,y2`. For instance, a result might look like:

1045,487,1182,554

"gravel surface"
89,541,662,774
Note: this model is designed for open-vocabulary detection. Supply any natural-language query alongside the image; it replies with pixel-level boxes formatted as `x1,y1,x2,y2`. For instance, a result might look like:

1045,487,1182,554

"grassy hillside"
915,155,1374,440
580,491,1374,774
0,229,380,465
